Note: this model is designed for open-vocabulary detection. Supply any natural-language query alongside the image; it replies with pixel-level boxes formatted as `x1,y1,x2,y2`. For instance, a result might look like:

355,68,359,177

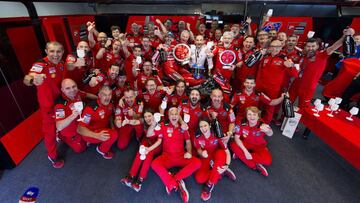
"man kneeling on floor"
77,85,118,159
55,78,97,156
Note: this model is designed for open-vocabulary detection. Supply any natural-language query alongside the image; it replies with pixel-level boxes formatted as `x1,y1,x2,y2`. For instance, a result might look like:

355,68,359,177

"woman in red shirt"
230,106,273,177
120,109,162,192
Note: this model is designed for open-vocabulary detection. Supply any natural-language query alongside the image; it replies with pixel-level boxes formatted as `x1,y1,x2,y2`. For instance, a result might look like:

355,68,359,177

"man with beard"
161,80,188,115
256,40,298,123
138,78,169,112
23,41,66,168
65,41,94,89
178,89,206,142
96,40,124,73
55,79,97,154
213,28,223,46
141,36,155,61
83,63,120,95
277,32,288,48
114,89,143,150
268,29,277,41
289,28,355,109
77,85,118,159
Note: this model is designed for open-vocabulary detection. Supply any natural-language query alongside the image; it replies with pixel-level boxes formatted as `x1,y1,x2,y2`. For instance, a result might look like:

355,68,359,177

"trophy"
346,107,359,121
312,99,322,112
139,145,146,160
327,104,339,117
313,103,324,117
173,43,191,65
219,50,236,69
326,98,336,111
74,102,84,121
77,49,85,58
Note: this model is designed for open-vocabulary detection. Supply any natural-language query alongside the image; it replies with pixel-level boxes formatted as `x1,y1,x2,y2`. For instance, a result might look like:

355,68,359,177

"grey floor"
0,123,359,203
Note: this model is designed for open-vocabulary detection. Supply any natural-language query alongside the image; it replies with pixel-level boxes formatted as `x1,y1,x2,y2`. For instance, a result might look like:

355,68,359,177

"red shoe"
177,180,189,203
96,146,114,159
47,156,64,169
200,182,214,201
121,175,134,187
224,167,236,181
256,164,269,177
131,178,143,192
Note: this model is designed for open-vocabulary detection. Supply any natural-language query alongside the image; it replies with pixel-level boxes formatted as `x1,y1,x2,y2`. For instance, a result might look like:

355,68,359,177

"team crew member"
256,40,298,123
77,86,118,159
162,80,187,110
178,89,206,141
96,39,124,73
138,78,169,112
194,118,235,201
151,107,201,203
230,107,273,177
256,30,269,49
121,109,162,192
134,60,162,91
65,41,94,89
207,89,236,137
231,76,285,123
209,32,242,87
121,43,144,86
83,63,120,95
113,70,127,104
54,79,97,154
114,89,144,150
127,23,143,45
233,35,258,92
289,28,354,109
23,41,66,168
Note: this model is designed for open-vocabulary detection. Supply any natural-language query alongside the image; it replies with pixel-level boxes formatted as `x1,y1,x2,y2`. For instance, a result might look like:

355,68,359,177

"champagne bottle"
244,50,262,67
159,49,167,62
283,94,295,118
212,118,225,138
239,22,249,35
343,34,356,57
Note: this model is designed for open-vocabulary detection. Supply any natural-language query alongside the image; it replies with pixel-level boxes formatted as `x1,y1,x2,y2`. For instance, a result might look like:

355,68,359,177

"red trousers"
41,107,58,159
195,149,227,185
163,61,204,86
129,139,161,179
59,133,86,153
230,141,272,169
257,88,281,124
117,124,143,150
289,80,314,109
151,153,201,190
82,128,118,153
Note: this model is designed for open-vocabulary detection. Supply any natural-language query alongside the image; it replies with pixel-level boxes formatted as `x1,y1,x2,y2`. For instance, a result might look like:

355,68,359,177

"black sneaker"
131,177,143,192
177,180,189,203
121,175,135,187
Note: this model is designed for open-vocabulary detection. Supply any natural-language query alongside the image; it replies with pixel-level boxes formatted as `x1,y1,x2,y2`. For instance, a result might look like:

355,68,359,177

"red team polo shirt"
65,54,94,87
155,122,190,155
231,90,271,121
235,122,267,147
207,103,236,133
138,89,166,112
114,101,143,120
178,99,206,136
79,99,113,131
54,91,87,137
194,133,227,156
29,57,66,109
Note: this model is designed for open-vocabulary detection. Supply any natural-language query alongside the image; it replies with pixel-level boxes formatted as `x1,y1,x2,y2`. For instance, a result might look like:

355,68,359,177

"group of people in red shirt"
23,15,355,202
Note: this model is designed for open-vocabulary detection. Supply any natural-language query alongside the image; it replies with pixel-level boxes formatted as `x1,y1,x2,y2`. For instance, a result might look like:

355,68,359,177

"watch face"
220,50,236,65
173,43,191,62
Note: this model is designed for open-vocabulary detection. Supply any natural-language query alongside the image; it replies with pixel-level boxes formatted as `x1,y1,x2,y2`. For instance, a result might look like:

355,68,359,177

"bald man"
55,79,97,155
256,40,298,123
